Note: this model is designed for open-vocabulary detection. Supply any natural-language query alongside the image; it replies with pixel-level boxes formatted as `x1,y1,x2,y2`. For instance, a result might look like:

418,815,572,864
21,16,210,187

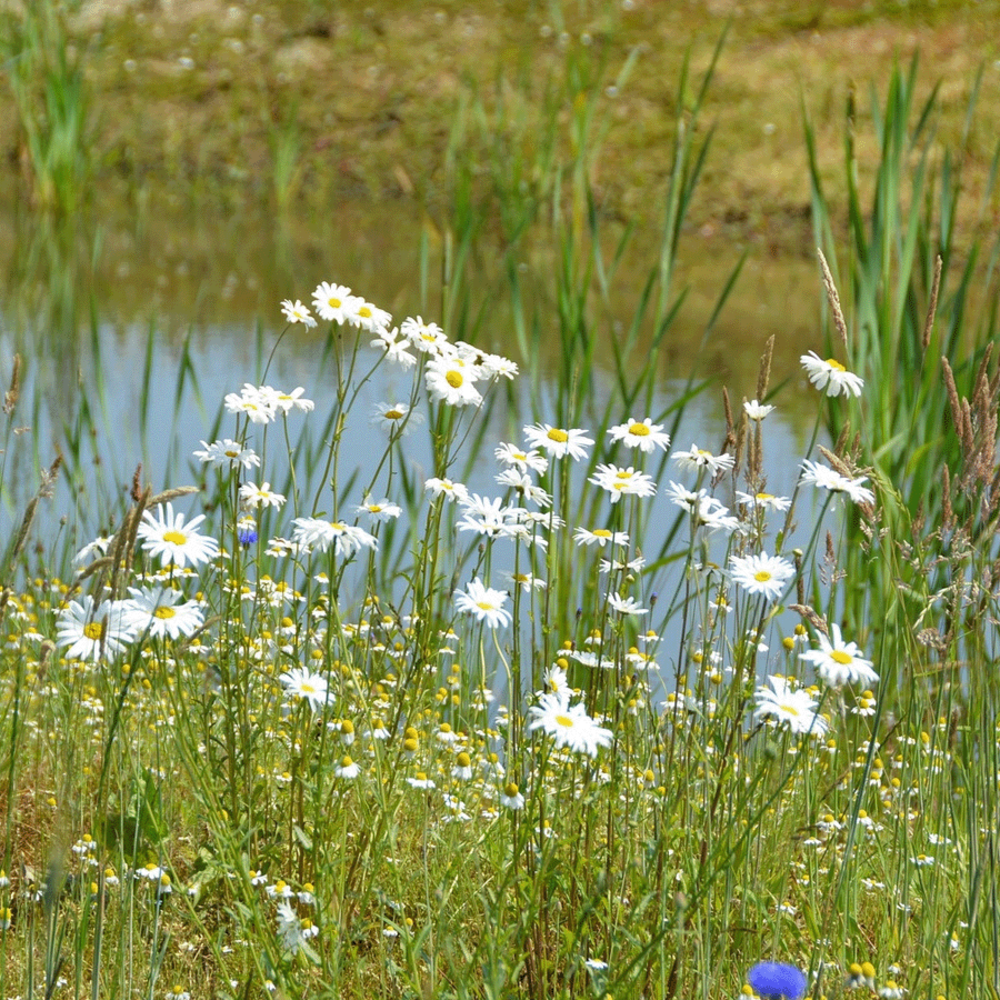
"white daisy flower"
290,518,378,557
224,384,277,425
425,355,484,407
743,399,775,420
424,477,470,503
138,502,220,568
370,327,417,369
606,593,648,615
56,595,132,662
355,495,402,522
121,586,205,641
729,552,795,602
527,691,613,757
799,624,879,688
454,578,511,629
494,442,549,475
239,481,286,510
345,297,392,334
522,423,594,461
671,444,735,476
280,299,317,328
193,439,260,469
588,464,657,503
400,315,448,353
800,350,864,397
312,282,357,324
573,526,630,548
279,666,331,712
754,675,828,735
371,400,422,435
800,459,875,505
607,417,671,453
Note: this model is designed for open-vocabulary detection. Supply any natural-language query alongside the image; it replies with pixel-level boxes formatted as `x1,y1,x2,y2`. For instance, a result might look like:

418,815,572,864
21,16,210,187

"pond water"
0,196,830,577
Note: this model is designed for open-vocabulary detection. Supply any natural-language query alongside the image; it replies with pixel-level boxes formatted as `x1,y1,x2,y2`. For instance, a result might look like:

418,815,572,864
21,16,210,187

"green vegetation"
2,2,1000,999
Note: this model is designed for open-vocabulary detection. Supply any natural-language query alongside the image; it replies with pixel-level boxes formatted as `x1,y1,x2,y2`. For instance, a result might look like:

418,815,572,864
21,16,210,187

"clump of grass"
1,254,999,1000
1,1,92,215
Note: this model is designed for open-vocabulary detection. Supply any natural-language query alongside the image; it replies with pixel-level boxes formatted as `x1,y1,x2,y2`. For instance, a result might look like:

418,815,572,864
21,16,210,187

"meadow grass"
3,9,1000,1000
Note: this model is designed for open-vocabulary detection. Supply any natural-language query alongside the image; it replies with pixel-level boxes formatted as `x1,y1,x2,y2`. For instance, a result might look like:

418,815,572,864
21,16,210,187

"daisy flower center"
327,296,341,308
225,449,239,458
301,682,317,694
385,409,404,419
830,650,854,664
547,428,569,443
445,371,464,388
369,505,383,512
779,702,800,716
615,470,631,480
504,782,519,796
594,529,612,538
555,714,575,728
358,306,373,319
825,358,846,371
83,622,104,640
476,601,495,611
163,530,188,545
154,607,176,620
753,570,774,583
628,422,650,436
756,492,773,501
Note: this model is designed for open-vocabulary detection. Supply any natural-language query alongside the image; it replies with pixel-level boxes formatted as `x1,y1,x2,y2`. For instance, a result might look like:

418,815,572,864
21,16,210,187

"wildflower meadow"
3,8,1000,999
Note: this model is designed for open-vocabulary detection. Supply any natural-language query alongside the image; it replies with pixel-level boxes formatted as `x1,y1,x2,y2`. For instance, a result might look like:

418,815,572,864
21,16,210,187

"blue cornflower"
237,515,258,547
747,962,808,1000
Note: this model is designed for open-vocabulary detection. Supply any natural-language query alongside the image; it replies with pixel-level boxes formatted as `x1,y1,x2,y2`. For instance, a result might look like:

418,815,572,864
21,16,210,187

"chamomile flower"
276,903,310,953
56,595,132,662
729,553,795,602
607,417,671,453
280,299,317,328
454,578,511,629
800,350,864,397
499,781,525,810
754,676,828,735
334,755,360,779
279,666,331,712
193,438,261,469
522,423,594,461
799,624,879,688
138,503,220,568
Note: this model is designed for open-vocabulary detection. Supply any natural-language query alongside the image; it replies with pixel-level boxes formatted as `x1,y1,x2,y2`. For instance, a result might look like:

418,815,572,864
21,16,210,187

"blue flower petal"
747,962,808,1000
